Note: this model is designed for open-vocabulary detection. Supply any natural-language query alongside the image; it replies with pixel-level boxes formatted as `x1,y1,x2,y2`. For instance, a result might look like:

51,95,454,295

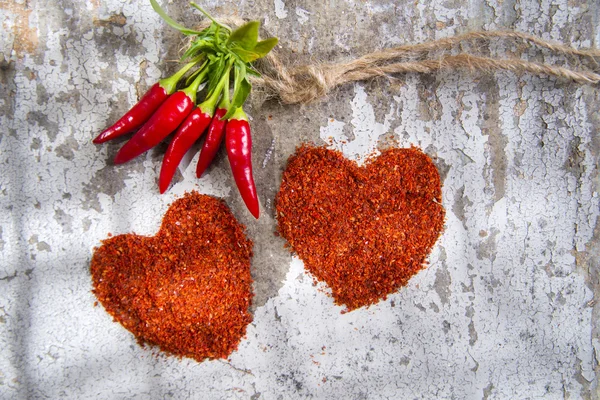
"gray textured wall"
1,0,599,398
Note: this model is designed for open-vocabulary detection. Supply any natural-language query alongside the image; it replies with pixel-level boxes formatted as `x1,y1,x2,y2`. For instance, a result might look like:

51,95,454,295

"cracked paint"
1,0,598,398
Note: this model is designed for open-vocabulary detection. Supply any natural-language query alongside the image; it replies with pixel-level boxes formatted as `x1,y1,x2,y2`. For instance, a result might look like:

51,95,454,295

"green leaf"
223,78,250,119
226,21,260,51
235,61,247,89
185,66,203,86
246,67,261,77
194,24,215,40
236,78,251,106
206,56,226,94
253,37,278,57
181,39,215,61
223,63,251,119
230,46,261,63
214,25,221,46
150,0,203,35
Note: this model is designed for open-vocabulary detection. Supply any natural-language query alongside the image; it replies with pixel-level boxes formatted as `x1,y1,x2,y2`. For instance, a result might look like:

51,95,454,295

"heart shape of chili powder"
276,145,445,312
91,192,253,361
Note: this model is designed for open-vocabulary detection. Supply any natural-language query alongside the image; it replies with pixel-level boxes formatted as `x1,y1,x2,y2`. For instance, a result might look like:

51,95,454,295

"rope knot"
252,30,600,104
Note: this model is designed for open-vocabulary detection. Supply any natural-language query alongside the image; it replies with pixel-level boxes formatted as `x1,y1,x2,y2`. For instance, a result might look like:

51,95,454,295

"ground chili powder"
276,144,445,312
90,192,253,361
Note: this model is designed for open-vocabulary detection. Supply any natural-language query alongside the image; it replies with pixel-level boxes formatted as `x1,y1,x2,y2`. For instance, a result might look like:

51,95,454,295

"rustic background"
1,0,599,398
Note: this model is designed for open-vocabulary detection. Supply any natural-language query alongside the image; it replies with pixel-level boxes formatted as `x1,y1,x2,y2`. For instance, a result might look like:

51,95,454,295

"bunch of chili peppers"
93,0,278,219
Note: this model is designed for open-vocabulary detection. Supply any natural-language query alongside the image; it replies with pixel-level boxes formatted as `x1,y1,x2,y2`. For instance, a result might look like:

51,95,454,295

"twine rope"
196,20,600,104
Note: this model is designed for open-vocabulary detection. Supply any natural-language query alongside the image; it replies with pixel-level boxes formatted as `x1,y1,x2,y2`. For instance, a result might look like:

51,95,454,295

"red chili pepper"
92,60,199,144
158,107,213,193
196,107,227,178
159,68,231,193
113,68,208,165
196,68,230,179
225,108,259,219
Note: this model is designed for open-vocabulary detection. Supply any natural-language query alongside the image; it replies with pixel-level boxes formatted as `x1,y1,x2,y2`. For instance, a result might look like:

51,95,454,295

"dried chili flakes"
276,144,445,312
90,192,253,361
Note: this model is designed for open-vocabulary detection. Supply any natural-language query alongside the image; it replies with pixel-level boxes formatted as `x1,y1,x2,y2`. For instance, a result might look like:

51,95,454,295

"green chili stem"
228,106,247,121
200,59,234,114
159,55,204,94
182,62,210,103
184,58,211,87
218,68,231,109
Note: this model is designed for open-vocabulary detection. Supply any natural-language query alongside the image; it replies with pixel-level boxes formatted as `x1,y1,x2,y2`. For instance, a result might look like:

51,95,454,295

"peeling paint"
273,0,288,19
295,7,310,25
0,0,598,398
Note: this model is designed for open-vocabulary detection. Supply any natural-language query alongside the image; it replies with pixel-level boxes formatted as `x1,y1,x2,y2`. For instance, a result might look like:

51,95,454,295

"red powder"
276,144,445,311
91,192,253,361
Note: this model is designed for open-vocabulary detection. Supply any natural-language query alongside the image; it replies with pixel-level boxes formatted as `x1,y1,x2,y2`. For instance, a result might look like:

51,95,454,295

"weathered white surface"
1,0,598,398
